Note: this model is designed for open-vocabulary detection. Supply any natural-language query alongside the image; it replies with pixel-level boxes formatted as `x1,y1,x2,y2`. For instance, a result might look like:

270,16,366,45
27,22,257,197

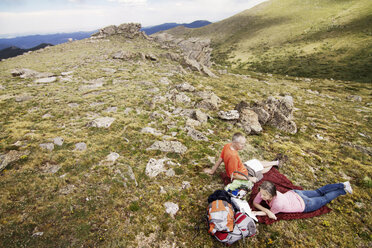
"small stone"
145,158,167,178
100,152,120,166
218,110,239,120
68,103,79,108
141,127,162,136
207,156,215,164
146,141,187,154
175,82,195,92
104,107,118,113
32,232,44,237
34,77,57,83
159,77,171,85
61,71,74,76
182,181,191,189
41,162,61,174
40,143,54,151
124,107,133,115
88,117,115,128
193,109,208,123
160,186,166,194
74,142,87,151
42,113,53,119
316,134,324,140
0,150,30,172
166,168,175,177
186,118,201,127
53,137,64,146
164,202,179,218
59,184,75,195
15,95,33,102
187,127,209,141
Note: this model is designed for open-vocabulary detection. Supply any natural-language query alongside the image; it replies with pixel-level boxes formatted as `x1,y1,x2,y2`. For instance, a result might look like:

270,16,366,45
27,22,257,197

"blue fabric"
293,183,346,213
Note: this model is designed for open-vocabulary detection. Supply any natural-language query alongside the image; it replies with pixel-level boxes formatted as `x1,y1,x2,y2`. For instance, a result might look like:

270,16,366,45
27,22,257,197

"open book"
244,159,263,172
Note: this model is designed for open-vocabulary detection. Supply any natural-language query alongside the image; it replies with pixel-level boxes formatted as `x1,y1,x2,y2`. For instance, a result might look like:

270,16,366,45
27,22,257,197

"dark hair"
259,181,277,197
232,132,244,142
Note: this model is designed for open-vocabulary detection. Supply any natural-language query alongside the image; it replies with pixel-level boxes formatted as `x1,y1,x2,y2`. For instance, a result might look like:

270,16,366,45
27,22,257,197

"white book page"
244,159,263,172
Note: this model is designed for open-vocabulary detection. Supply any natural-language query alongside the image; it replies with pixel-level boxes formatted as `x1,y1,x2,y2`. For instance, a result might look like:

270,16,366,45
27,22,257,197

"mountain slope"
0,27,371,247
165,0,372,83
141,20,211,35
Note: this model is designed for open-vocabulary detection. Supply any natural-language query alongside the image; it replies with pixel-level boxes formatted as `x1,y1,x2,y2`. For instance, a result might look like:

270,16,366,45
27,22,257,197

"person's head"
231,132,246,151
259,181,277,201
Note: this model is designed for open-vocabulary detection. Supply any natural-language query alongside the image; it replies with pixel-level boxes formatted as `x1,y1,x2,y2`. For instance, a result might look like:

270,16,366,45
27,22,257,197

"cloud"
107,0,147,5
0,0,268,35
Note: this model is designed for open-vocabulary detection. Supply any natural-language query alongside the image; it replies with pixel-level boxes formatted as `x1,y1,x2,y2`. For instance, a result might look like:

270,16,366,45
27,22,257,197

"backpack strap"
231,171,250,181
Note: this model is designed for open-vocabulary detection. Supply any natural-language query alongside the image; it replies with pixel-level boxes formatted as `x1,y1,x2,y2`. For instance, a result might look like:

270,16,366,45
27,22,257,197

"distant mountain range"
0,43,54,60
0,20,211,60
141,20,211,35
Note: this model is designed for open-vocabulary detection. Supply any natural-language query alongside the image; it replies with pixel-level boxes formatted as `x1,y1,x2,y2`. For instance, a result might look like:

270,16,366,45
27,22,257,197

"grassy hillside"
165,0,372,83
0,34,371,247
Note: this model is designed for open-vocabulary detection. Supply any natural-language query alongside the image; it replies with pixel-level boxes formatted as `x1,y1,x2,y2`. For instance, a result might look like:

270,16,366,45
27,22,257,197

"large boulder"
239,108,263,134
145,158,167,178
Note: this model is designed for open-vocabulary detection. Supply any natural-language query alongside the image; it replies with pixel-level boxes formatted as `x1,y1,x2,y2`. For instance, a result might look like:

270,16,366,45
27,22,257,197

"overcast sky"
0,0,267,37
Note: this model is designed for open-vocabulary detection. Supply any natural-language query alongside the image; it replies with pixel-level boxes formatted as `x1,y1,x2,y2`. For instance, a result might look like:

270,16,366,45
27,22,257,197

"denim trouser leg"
294,183,346,213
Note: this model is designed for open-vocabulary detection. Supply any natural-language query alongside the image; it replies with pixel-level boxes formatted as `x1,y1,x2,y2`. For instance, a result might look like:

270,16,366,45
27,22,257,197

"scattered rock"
34,77,57,83
141,127,162,136
187,127,209,141
100,152,120,166
42,113,53,119
146,141,187,154
166,168,176,177
237,107,262,134
59,184,75,195
41,162,61,174
195,91,221,110
15,95,33,102
112,50,137,60
342,142,372,156
87,117,115,128
159,77,171,85
186,118,201,127
32,232,44,237
104,107,117,113
175,82,195,92
0,150,30,172
11,68,39,78
193,109,208,123
182,181,191,189
160,186,166,194
173,92,191,104
68,103,79,108
53,137,64,146
79,78,105,91
61,71,74,76
114,164,138,187
40,143,54,151
164,202,179,218
347,95,362,102
74,142,87,151
145,158,167,178
218,110,239,120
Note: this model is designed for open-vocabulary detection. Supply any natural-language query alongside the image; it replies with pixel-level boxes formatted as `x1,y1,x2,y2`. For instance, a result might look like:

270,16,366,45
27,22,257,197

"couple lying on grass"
204,132,352,219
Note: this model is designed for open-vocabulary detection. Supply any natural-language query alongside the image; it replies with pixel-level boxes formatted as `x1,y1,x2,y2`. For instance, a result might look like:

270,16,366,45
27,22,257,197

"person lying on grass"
203,132,283,183
252,180,353,220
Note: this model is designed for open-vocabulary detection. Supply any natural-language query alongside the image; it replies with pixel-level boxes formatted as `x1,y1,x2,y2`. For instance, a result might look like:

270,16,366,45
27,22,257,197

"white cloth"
231,198,258,222
244,159,263,172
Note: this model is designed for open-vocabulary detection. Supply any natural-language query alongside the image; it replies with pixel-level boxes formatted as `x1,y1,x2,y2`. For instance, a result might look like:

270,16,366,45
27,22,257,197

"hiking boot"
274,153,288,168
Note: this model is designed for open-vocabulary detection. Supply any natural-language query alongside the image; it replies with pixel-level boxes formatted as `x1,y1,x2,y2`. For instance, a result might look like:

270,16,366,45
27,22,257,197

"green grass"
0,32,371,247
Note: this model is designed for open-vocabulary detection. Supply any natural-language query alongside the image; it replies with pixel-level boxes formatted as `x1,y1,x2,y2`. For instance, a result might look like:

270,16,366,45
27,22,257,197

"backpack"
207,190,256,245
214,212,256,245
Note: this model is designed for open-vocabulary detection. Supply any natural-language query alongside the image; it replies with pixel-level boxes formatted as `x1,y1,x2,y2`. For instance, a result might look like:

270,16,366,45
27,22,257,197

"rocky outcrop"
151,33,216,77
91,23,149,39
234,95,297,134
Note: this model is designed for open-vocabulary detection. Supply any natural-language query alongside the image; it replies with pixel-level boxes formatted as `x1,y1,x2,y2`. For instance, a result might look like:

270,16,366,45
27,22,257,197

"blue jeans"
293,183,346,213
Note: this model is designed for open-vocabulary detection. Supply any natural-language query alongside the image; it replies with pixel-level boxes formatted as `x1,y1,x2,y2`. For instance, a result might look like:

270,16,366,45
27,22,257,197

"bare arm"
203,157,223,175
253,202,277,220
232,173,258,183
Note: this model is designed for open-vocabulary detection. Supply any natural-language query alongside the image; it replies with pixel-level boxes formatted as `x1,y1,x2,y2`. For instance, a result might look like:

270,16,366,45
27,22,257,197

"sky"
0,0,268,37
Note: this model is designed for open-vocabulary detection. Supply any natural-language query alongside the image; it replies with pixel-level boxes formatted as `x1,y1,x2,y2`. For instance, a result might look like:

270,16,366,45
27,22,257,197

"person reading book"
203,132,280,183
